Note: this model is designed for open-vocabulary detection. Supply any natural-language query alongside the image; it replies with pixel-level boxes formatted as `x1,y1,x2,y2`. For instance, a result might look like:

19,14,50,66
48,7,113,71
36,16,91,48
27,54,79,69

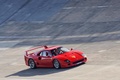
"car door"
38,50,53,67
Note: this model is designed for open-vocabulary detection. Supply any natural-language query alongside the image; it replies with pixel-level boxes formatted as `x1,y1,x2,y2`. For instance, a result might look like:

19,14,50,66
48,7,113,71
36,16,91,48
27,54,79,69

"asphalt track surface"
0,0,120,80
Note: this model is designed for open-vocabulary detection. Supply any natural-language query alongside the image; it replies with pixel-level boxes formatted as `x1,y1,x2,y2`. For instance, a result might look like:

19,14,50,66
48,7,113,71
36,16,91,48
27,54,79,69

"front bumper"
61,57,87,68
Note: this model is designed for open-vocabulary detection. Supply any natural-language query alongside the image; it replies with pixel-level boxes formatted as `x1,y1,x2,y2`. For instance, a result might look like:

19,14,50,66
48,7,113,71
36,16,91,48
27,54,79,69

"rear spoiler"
25,45,48,56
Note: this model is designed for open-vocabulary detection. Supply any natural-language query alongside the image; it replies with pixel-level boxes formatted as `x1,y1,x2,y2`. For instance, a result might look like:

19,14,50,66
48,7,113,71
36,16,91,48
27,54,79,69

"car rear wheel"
53,59,61,69
29,59,36,69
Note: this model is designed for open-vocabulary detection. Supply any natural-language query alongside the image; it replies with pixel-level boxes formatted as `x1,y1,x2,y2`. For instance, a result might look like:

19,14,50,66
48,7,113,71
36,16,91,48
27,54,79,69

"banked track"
0,0,120,46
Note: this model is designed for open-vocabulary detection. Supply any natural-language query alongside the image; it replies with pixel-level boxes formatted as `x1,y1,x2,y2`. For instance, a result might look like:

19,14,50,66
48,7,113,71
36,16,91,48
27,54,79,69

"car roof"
44,46,61,50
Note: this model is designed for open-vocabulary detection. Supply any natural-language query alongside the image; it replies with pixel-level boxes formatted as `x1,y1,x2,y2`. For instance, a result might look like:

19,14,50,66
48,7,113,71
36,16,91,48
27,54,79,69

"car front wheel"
53,59,61,69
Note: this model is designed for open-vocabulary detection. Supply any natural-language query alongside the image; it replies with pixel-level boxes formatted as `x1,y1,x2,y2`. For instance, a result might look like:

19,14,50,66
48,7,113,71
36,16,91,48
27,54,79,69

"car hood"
58,50,84,62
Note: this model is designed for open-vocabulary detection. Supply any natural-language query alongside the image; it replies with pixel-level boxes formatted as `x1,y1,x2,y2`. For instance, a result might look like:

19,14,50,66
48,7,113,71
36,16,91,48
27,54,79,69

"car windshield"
51,47,70,56
60,47,70,52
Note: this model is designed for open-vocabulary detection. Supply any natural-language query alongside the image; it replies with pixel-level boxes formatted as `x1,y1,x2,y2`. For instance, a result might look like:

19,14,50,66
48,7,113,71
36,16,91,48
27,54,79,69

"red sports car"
24,45,87,69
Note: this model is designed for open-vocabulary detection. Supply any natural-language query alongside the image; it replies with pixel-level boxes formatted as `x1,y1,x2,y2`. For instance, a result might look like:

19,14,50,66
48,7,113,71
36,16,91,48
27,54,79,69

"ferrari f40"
24,45,87,69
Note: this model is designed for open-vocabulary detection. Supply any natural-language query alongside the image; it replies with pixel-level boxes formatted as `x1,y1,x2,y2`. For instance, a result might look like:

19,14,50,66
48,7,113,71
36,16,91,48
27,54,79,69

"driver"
51,49,57,56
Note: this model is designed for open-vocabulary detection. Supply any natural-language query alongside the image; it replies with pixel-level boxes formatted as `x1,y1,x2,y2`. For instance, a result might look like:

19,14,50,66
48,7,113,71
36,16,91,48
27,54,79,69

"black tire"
28,59,36,69
53,59,61,69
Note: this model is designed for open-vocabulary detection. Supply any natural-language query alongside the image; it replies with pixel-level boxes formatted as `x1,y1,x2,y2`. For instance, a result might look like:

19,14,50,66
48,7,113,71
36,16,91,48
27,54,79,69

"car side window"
40,52,43,56
40,51,52,57
47,52,52,57
40,51,46,56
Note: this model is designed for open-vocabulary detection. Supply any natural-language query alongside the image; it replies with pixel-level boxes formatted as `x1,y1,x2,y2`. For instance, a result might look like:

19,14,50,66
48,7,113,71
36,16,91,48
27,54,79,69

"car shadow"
6,64,84,77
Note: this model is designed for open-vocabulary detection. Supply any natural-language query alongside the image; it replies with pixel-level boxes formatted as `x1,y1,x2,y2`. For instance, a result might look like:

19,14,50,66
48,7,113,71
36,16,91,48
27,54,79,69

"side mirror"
71,48,73,50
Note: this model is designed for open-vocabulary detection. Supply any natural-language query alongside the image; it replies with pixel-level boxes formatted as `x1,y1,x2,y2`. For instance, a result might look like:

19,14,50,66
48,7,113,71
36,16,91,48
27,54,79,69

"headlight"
82,53,87,57
64,60,70,63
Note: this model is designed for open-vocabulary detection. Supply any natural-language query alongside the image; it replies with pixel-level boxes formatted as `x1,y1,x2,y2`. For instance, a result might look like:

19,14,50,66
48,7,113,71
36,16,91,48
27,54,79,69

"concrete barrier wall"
0,0,120,46
0,0,68,24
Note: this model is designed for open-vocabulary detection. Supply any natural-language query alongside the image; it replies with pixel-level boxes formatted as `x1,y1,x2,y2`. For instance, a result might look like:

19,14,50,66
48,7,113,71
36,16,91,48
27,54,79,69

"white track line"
0,31,120,40
0,41,21,50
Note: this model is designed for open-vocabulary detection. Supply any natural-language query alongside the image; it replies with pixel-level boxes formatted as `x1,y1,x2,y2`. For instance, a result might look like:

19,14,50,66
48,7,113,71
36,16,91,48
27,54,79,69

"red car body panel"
24,46,87,68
